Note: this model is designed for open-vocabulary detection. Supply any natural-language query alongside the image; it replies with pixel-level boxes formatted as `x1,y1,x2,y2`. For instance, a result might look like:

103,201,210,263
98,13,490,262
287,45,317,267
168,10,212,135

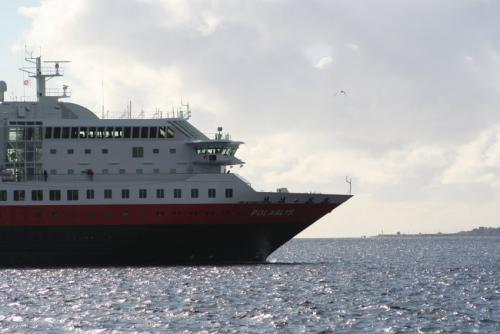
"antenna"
345,176,352,195
20,52,70,100
180,98,191,119
44,60,71,76
101,80,104,119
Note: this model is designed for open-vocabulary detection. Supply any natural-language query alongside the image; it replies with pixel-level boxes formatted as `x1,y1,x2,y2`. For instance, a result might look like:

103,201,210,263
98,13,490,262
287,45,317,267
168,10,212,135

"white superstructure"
0,56,343,206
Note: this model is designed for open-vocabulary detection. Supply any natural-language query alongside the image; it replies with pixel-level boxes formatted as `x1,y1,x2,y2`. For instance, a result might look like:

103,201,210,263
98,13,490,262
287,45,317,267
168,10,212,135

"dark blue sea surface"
0,237,498,333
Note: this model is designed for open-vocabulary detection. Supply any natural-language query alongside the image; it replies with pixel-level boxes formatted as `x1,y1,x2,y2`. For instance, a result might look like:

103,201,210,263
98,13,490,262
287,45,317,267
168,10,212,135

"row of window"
44,126,175,140
195,146,237,156
49,147,176,155
0,188,234,201
48,168,177,175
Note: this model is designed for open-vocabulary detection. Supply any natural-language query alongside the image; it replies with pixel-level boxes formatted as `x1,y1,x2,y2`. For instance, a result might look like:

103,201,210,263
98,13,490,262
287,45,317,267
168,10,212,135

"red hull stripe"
0,203,338,227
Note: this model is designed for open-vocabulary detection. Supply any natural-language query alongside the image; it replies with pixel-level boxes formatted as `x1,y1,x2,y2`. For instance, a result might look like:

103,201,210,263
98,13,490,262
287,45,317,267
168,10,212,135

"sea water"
0,237,498,333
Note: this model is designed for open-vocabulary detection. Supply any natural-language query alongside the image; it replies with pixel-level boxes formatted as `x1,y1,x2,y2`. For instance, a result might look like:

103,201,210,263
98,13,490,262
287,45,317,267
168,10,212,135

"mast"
20,55,70,101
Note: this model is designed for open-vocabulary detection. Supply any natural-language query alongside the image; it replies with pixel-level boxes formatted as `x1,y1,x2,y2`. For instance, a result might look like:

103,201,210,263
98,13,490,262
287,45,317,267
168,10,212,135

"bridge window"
53,127,61,138
139,189,147,198
67,149,74,154
31,190,43,201
156,189,164,198
191,188,199,198
208,188,216,198
49,190,61,201
174,188,182,198
67,189,79,201
104,189,112,199
84,149,91,154
225,188,233,198
102,148,108,154
159,126,175,139
153,148,159,154
141,127,148,139
79,127,88,138
0,190,6,201
88,127,96,138
158,127,166,138
121,189,129,199
71,127,79,139
132,127,140,138
97,127,105,138
106,127,114,138
194,146,236,156
62,127,70,139
45,127,52,139
42,126,179,140
114,127,123,138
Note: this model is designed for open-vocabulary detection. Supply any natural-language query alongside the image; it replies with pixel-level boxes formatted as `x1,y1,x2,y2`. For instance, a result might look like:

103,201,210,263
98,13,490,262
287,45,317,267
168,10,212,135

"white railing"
45,88,71,97
204,132,232,140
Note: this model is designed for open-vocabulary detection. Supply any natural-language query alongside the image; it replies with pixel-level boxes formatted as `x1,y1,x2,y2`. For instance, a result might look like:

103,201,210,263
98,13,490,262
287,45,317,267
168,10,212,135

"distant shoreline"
372,226,500,238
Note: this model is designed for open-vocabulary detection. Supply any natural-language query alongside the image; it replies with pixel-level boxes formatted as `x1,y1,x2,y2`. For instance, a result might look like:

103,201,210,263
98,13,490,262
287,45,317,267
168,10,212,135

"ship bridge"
187,127,244,166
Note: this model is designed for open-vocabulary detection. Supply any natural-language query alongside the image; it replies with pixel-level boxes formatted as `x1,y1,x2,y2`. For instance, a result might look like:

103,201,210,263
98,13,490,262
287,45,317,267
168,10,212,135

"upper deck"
0,56,244,183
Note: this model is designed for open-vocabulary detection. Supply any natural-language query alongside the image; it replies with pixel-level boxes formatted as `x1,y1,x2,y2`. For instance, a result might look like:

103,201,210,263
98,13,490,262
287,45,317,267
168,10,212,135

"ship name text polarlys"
250,209,295,217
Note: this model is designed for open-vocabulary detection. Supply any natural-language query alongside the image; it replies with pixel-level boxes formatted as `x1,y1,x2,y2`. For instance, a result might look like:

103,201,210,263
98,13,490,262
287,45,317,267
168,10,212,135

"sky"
1,0,500,237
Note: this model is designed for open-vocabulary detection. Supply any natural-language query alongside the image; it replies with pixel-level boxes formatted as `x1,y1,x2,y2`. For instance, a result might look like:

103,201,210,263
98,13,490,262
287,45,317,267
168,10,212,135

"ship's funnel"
0,81,6,102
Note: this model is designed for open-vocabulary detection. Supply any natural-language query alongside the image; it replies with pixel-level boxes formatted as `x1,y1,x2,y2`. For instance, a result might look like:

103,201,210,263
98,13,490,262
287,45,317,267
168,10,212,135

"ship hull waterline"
0,202,346,267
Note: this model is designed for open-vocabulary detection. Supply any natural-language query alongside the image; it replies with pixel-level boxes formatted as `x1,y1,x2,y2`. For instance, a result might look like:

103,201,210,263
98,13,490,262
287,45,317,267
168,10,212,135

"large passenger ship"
0,56,351,266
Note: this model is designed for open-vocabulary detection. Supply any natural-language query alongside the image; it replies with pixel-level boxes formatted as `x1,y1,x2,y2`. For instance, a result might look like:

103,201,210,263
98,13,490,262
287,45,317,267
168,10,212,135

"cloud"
441,126,500,186
12,0,500,236
315,56,333,69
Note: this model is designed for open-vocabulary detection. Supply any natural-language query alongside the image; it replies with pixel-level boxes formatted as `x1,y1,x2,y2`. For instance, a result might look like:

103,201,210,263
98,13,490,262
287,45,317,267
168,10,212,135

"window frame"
132,147,144,158
31,190,43,201
86,189,95,199
49,190,61,201
13,190,25,201
67,189,79,201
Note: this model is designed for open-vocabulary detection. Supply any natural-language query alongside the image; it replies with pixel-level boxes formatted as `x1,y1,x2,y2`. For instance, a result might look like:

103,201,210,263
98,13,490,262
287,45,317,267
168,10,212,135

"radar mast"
20,54,71,101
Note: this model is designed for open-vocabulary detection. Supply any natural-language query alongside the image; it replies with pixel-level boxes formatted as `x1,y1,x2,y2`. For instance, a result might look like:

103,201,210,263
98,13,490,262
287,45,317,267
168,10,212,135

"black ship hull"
0,222,311,267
